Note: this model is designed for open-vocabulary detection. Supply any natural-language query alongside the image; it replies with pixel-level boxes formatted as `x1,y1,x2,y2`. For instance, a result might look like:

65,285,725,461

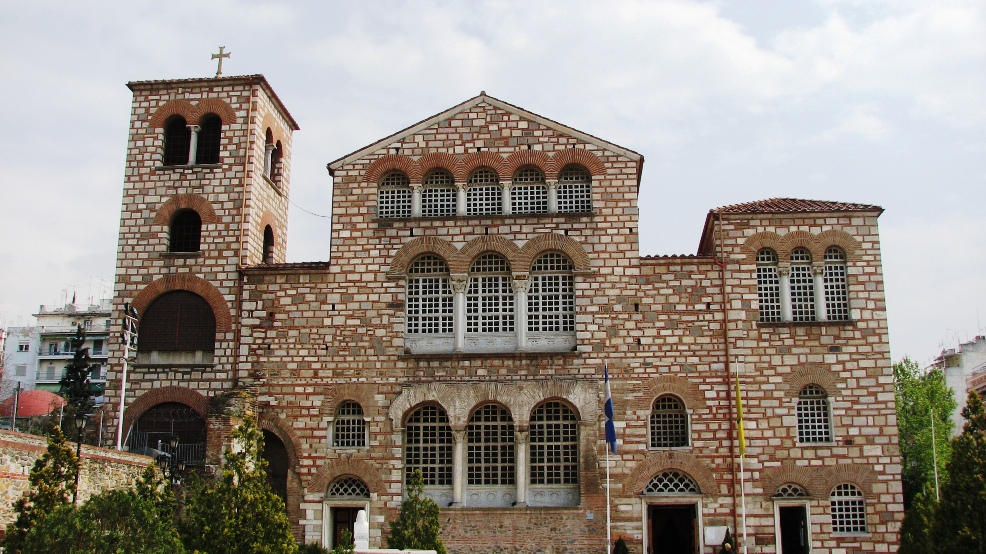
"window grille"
421,170,457,217
824,247,849,321
327,476,370,498
649,395,689,448
466,169,501,215
406,256,453,335
467,404,515,486
333,401,366,448
378,172,411,218
773,483,809,498
830,484,867,533
195,114,222,164
557,166,592,213
170,209,202,253
643,471,700,494
530,401,578,485
404,405,453,486
140,291,216,352
756,249,782,323
797,384,831,443
466,254,514,333
511,167,547,214
163,117,190,165
528,253,575,333
789,248,816,322
127,402,207,465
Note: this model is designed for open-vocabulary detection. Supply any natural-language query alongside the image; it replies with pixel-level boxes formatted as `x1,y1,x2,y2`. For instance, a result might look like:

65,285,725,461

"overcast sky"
1,0,983,367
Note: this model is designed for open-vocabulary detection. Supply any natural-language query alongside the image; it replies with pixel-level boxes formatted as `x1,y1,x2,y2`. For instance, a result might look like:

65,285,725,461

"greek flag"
604,365,617,454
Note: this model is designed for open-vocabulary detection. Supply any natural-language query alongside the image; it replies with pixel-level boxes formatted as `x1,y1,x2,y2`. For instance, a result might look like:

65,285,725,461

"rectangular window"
421,187,456,217
528,274,575,332
557,182,592,213
378,188,411,218
466,276,514,333
17,342,29,352
466,185,501,215
824,264,850,321
510,184,548,214
92,339,105,355
757,266,782,322
789,265,816,322
14,365,27,377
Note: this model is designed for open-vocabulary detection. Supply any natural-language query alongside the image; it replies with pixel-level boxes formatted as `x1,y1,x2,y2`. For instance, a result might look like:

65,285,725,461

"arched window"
262,431,289,504
466,168,501,216
756,249,781,323
830,484,867,533
466,254,514,334
797,384,831,443
511,166,547,214
790,248,815,322
404,404,453,488
421,169,456,217
378,171,411,218
643,470,701,495
333,401,366,448
126,402,206,466
196,114,222,164
163,116,190,166
773,483,809,498
406,255,453,335
467,404,515,497
327,476,370,499
557,165,592,213
169,209,202,253
140,291,216,352
528,253,575,333
824,247,849,321
530,401,578,487
649,395,689,448
263,225,275,264
270,141,283,184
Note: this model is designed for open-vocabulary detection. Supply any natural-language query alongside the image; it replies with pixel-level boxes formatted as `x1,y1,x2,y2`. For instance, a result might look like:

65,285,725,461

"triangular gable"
327,92,642,171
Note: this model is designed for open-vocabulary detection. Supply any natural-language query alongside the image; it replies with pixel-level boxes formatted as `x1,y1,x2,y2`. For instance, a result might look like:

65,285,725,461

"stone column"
451,427,467,506
514,277,529,350
502,183,512,215
547,180,558,213
779,266,793,322
456,184,467,216
514,429,529,507
264,143,276,177
411,184,422,218
813,264,828,322
186,125,201,165
451,275,468,352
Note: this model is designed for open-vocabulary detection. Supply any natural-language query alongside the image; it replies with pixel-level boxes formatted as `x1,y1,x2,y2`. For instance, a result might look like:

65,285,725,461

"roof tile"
712,198,882,214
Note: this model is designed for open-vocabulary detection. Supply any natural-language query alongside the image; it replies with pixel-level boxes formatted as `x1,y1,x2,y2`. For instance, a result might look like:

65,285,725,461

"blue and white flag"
604,365,617,454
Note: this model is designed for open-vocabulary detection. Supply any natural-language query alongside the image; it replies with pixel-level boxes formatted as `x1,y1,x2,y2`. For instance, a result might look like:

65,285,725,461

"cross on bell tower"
211,46,231,77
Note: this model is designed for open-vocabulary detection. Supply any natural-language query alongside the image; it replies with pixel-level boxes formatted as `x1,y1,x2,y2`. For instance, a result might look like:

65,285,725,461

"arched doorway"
322,476,371,549
262,431,290,506
126,402,206,466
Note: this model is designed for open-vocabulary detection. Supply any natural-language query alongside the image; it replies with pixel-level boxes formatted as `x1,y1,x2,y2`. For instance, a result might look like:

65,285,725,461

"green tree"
930,390,986,554
387,469,448,554
894,356,955,507
180,414,297,554
3,427,79,552
899,483,936,554
58,325,99,438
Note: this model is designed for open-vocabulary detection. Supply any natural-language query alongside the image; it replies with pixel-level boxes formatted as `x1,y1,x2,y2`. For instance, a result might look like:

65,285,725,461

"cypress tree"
387,469,448,554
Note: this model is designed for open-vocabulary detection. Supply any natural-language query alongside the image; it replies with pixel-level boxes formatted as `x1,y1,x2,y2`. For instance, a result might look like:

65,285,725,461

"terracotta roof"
712,198,883,215
0,390,66,418
242,261,332,271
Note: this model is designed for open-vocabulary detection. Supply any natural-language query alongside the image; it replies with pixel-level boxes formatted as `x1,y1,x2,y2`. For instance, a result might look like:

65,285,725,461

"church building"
105,73,902,553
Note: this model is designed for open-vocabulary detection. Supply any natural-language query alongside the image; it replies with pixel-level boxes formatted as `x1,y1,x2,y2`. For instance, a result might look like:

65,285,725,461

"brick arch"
631,376,708,413
779,231,818,260
149,100,197,128
549,149,605,181
387,237,461,277
192,98,238,126
258,411,303,471
462,151,508,179
456,236,522,274
741,232,784,262
153,194,219,226
319,383,381,420
517,233,591,273
364,155,415,184
258,209,278,237
815,230,862,262
504,151,552,179
307,458,386,496
785,364,841,395
257,209,280,263
130,274,232,332
413,152,465,183
260,114,288,145
121,386,209,442
761,461,825,497
821,464,876,496
626,452,718,497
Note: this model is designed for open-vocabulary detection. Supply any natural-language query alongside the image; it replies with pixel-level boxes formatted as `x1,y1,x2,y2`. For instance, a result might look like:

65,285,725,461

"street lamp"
156,435,185,485
73,413,87,505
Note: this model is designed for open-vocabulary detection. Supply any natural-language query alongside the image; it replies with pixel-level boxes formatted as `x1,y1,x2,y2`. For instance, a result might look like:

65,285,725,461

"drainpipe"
716,213,740,538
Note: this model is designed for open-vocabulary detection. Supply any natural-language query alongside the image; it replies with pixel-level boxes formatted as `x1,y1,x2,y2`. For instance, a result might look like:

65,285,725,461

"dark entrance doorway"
778,505,809,554
332,507,361,548
262,431,289,507
648,504,697,554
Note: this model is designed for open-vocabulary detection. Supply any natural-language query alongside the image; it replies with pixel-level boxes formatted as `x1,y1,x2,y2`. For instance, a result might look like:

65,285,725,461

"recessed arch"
258,411,303,471
548,148,605,180
388,237,462,277
457,236,522,275
785,364,841,395
779,231,817,260
632,375,708,412
129,274,232,332
761,461,822,498
517,233,591,273
462,151,508,178
413,152,465,183
504,150,551,178
121,385,209,444
627,452,718,497
816,229,862,262
308,458,386,496
193,98,237,125
364,154,415,185
153,194,219,226
149,100,197,128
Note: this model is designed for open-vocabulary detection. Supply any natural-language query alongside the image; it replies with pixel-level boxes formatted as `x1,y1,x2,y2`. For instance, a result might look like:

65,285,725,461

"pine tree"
3,427,79,552
180,414,297,554
387,469,448,554
58,325,99,437
930,390,986,554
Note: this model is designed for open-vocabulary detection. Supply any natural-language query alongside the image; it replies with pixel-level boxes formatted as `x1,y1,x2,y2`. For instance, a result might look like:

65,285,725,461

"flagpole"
603,364,617,554
740,454,748,554
606,446,611,553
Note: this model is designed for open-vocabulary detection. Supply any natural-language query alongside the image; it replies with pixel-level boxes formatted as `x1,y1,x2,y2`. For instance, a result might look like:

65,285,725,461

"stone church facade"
104,74,902,553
